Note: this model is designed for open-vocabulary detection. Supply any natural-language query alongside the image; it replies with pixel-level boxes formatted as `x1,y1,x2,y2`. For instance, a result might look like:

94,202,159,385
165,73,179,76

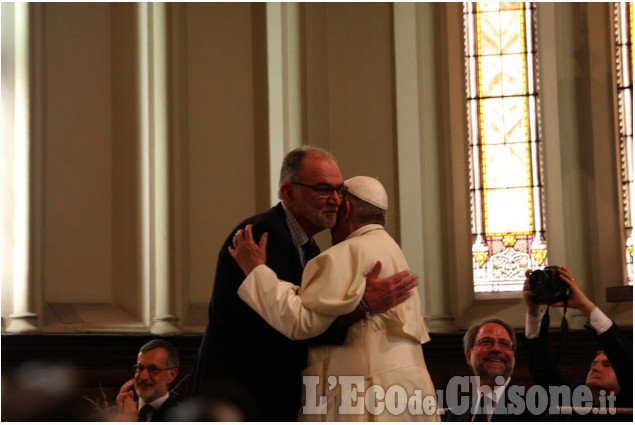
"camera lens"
529,266,568,305
529,269,546,289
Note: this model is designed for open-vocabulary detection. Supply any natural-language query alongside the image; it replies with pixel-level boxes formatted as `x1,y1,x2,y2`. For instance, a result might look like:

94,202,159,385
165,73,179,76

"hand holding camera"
524,265,596,317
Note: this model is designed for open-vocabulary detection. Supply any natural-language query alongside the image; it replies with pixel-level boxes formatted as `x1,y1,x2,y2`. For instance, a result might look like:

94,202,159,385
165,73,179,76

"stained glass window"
464,2,547,292
615,2,634,285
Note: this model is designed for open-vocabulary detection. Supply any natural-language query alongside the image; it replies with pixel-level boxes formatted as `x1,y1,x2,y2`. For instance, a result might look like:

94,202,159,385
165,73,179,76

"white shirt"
281,203,312,266
473,376,510,421
525,306,612,339
138,392,169,418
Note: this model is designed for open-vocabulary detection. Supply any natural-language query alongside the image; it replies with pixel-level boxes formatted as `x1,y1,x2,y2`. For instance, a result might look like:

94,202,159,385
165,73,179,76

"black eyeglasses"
473,338,513,350
132,364,176,375
291,182,346,197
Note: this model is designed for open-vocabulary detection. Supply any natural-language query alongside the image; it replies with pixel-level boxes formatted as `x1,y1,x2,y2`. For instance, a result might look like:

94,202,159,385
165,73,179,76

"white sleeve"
237,265,339,340
588,307,612,335
238,247,365,340
525,308,546,339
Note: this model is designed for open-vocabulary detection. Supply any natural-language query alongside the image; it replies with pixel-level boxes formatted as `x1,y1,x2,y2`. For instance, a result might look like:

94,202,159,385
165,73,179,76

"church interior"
1,2,632,421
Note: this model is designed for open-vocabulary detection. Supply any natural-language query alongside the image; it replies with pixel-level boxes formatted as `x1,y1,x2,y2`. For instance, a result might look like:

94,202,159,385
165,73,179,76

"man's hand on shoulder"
363,261,417,314
228,224,268,276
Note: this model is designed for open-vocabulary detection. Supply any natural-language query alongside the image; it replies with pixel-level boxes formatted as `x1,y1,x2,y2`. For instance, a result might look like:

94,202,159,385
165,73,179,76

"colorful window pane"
464,2,548,292
615,2,634,285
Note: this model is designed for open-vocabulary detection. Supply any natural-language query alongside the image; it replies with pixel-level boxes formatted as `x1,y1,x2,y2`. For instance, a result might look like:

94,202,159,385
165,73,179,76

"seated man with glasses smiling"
114,339,180,422
444,317,550,422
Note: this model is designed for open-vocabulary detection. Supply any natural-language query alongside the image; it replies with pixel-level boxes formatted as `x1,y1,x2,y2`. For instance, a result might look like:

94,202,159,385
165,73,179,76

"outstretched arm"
230,225,360,340
229,225,418,334
230,225,418,327
363,261,418,313
335,261,418,327
551,266,595,316
522,269,566,387
555,267,631,398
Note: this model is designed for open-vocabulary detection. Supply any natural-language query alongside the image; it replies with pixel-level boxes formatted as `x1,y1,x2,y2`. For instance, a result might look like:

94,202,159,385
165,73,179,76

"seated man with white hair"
229,176,438,421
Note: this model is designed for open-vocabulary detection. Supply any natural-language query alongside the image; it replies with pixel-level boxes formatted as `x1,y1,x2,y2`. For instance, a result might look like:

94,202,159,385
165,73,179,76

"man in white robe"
229,176,438,421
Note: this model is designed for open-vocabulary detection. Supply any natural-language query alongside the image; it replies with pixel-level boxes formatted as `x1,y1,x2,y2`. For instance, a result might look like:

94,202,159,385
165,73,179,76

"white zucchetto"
344,176,388,210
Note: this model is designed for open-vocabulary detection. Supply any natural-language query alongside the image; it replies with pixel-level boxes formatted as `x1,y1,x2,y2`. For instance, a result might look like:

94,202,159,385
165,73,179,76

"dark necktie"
137,404,155,422
472,411,488,422
302,239,320,264
472,395,493,422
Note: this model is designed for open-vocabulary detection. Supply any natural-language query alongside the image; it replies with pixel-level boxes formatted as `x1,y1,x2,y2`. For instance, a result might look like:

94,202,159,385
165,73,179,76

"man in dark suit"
444,317,545,422
523,266,632,421
187,146,418,421
115,339,180,422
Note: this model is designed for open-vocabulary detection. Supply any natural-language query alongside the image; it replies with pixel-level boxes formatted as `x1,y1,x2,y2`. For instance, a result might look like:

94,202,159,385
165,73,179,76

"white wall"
1,3,631,334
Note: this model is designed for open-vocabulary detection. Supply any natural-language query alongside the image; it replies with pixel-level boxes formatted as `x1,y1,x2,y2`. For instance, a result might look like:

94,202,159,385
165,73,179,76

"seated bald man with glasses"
115,339,180,422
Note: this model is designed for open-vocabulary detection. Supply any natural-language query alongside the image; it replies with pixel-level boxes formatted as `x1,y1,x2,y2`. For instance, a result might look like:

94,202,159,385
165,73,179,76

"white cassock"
238,224,439,421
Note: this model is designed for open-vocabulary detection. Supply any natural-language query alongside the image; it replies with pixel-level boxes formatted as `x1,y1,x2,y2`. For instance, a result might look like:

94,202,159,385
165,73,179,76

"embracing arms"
229,225,417,338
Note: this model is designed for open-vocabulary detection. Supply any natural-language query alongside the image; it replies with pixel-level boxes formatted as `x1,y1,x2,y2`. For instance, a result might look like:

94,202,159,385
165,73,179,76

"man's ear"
340,199,351,222
465,349,472,367
280,184,294,204
167,368,179,385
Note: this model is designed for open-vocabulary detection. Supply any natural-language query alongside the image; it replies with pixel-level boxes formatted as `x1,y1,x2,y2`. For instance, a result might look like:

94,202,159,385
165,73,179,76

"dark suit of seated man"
113,339,180,422
444,317,550,422
523,266,633,421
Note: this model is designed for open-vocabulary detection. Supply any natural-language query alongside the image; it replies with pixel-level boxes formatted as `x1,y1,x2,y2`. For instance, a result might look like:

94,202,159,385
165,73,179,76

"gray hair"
463,317,517,353
345,191,386,225
278,146,335,199
139,339,180,368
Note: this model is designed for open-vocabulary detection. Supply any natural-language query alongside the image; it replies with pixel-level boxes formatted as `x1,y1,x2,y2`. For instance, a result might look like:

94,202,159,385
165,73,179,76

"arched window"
615,2,634,285
464,2,547,293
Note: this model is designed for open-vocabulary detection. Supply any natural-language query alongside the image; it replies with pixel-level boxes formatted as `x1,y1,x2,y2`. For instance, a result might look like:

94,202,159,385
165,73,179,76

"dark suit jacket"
524,316,633,421
443,380,551,422
595,322,633,409
149,395,179,422
187,203,345,421
99,394,178,422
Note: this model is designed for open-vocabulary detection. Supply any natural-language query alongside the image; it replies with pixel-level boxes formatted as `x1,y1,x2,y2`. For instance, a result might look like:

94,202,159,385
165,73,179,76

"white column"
5,3,40,334
138,3,180,335
537,3,587,328
266,2,302,205
394,3,456,332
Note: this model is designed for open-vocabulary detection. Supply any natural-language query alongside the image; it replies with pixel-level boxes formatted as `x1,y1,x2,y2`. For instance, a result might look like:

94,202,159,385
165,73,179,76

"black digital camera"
529,265,569,305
